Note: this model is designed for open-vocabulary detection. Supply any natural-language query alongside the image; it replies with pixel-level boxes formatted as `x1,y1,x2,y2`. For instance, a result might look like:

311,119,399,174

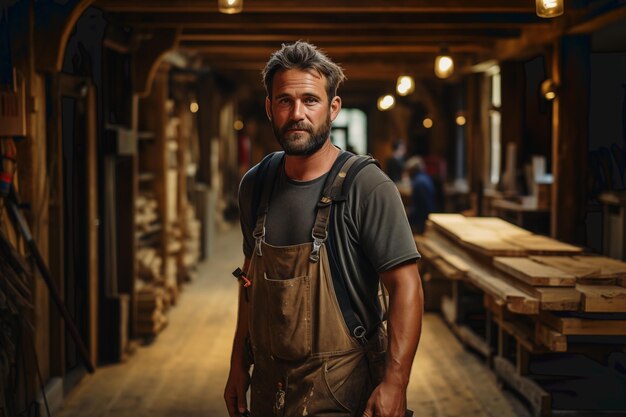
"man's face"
266,69,341,156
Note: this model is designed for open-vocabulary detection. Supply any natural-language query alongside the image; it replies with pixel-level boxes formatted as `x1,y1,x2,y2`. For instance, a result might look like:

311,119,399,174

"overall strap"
324,153,381,345
309,154,359,263
252,151,284,257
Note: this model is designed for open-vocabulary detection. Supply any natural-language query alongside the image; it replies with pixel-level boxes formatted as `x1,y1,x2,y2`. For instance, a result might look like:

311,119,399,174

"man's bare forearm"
380,262,424,388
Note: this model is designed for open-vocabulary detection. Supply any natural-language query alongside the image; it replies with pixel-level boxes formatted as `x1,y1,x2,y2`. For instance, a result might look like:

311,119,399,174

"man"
405,156,437,235
386,141,407,183
224,41,423,417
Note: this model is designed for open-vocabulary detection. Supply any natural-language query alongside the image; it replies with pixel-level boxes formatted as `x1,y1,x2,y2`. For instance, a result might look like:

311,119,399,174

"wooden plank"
501,234,582,255
463,238,528,257
494,257,576,287
441,295,457,325
535,323,567,352
540,312,626,336
577,284,626,313
456,325,492,359
414,235,440,260
432,258,465,280
532,255,626,286
428,214,581,257
499,318,543,354
425,230,539,314
529,256,612,285
531,287,581,311
573,255,626,285
493,357,552,417
466,268,539,315
424,239,471,276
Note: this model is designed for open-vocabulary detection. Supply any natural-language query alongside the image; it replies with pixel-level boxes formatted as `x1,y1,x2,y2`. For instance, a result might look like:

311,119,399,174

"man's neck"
284,140,340,181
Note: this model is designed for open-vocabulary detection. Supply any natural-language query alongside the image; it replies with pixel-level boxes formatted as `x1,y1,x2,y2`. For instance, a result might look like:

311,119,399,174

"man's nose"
291,100,305,120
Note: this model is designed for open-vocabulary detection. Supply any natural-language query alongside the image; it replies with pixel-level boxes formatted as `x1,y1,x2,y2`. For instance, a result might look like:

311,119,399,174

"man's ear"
265,96,272,121
330,96,342,122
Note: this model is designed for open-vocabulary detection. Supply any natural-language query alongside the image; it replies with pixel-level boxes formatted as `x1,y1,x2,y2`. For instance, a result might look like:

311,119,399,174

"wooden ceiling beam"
108,11,542,28
205,61,446,79
180,44,488,55
178,33,508,44
97,0,534,13
568,1,626,34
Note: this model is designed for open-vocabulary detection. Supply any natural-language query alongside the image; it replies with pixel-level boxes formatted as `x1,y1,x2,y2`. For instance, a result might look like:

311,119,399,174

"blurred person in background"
386,140,406,183
405,156,436,234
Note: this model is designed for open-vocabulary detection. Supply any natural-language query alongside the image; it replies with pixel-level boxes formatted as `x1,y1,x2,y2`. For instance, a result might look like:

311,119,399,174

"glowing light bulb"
423,118,433,129
435,55,454,79
377,95,395,111
190,102,199,113
396,75,414,96
535,0,563,18
218,0,243,14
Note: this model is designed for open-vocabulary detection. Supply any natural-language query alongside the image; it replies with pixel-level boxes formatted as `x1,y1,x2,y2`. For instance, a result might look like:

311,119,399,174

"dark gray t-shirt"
238,154,420,332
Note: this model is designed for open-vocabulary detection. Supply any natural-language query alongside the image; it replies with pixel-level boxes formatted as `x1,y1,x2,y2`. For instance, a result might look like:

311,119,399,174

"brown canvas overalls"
246,154,385,417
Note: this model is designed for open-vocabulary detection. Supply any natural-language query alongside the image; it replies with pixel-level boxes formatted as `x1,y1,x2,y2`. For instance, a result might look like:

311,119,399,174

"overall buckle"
253,226,265,257
309,231,327,263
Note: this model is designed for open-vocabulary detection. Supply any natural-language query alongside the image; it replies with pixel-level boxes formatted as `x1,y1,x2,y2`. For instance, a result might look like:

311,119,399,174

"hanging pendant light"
535,0,564,18
541,79,559,101
377,94,395,111
218,0,243,14
396,75,415,96
434,50,454,79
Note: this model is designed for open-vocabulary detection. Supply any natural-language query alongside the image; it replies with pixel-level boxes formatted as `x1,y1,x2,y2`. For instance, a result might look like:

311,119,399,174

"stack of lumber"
137,247,162,283
136,195,158,231
419,213,626,351
183,205,201,279
168,226,182,255
135,194,160,247
417,213,626,416
135,283,168,337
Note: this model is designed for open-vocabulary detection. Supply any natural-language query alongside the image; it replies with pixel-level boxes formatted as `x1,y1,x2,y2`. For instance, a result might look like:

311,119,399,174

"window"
488,68,502,185
331,108,367,154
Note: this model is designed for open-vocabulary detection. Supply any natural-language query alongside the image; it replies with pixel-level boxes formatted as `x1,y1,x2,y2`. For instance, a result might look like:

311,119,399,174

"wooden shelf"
137,131,155,141
139,172,156,182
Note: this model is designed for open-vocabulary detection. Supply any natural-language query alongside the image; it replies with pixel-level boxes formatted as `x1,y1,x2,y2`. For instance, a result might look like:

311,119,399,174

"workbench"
417,214,626,417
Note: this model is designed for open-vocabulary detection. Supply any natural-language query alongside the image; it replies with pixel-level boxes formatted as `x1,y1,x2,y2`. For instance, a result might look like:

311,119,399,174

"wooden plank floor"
56,226,525,417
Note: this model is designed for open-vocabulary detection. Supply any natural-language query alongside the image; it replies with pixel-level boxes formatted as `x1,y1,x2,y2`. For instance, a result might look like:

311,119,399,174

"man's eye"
304,97,319,104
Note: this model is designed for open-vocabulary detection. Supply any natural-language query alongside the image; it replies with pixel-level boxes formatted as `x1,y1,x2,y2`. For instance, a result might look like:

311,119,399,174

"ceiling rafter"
97,0,535,13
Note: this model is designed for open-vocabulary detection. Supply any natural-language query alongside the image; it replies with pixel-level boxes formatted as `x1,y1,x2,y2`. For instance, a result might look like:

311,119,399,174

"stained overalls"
246,154,385,417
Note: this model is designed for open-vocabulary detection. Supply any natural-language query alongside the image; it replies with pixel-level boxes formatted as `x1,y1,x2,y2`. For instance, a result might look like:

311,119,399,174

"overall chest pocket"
264,274,311,361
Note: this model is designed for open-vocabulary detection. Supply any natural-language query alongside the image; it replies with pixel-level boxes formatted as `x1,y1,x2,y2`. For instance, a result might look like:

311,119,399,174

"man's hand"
224,364,250,417
362,380,407,417
363,261,422,417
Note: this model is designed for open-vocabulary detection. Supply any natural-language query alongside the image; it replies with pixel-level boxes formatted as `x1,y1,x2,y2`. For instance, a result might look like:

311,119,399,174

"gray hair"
262,41,346,101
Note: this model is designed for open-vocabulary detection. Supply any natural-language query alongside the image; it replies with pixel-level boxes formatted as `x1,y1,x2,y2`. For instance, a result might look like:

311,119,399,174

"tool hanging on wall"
1,137,16,198
1,177,95,374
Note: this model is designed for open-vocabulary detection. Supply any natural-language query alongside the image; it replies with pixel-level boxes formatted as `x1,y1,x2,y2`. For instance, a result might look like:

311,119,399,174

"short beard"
273,115,332,156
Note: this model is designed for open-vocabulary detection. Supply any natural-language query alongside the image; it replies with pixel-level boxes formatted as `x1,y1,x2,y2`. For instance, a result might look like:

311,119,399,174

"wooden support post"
550,36,590,245
466,73,486,214
500,61,525,166
46,73,66,377
516,342,530,376
498,322,511,359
